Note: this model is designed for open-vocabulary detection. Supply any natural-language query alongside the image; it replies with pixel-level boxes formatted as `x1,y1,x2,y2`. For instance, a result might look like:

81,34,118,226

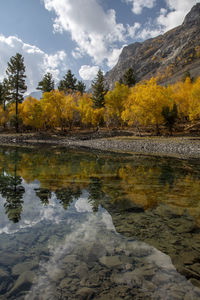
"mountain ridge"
104,3,200,89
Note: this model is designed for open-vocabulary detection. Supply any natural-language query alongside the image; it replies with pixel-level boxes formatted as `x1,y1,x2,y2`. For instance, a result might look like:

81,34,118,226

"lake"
0,146,200,299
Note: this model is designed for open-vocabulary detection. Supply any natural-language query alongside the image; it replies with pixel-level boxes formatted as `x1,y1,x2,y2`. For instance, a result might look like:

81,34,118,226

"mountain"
104,3,200,89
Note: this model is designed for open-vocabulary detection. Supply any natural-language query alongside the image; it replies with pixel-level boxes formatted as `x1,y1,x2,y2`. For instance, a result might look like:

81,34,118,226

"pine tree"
119,77,124,85
37,72,54,93
58,70,77,92
123,68,136,87
183,70,193,82
6,53,27,132
162,103,178,136
76,80,86,95
91,69,105,108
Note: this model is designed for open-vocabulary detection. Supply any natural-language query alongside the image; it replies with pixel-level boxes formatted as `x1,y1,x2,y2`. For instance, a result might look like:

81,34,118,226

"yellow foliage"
104,82,129,126
172,77,192,118
0,105,8,126
40,90,78,129
122,78,172,130
20,96,42,129
78,93,104,127
188,77,200,121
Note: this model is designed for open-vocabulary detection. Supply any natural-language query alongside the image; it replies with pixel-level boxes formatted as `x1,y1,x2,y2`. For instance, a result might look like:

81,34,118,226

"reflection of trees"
0,149,24,223
35,188,52,206
0,146,200,223
159,161,175,188
55,186,81,210
88,177,104,212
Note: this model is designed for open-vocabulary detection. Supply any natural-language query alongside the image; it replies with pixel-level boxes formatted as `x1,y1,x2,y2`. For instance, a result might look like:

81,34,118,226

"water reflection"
0,147,200,223
0,146,200,298
24,204,199,300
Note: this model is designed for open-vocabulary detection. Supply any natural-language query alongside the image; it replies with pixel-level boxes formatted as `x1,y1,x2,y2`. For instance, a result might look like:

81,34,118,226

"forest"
0,53,200,135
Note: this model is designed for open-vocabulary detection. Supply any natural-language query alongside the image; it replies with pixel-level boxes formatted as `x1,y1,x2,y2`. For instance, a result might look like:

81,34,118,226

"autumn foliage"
0,76,200,134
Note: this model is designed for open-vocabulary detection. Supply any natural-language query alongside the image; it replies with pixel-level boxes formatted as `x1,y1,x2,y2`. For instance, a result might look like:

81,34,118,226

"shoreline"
1,132,200,158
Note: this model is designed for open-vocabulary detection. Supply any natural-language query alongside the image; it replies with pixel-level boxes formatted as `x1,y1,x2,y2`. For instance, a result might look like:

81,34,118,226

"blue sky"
0,0,199,94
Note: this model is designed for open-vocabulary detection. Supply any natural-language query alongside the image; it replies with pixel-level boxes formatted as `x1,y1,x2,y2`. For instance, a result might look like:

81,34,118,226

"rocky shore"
1,132,200,158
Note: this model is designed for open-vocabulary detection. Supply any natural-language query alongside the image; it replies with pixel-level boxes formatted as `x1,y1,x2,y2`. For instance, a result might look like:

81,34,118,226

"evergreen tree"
91,69,105,108
0,78,10,128
123,68,136,87
37,72,54,93
58,70,77,92
6,53,27,132
183,70,193,82
119,77,124,85
162,103,178,136
76,80,86,95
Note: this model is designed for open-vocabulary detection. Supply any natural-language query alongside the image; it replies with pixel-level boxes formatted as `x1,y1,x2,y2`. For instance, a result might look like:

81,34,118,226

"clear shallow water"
0,146,200,299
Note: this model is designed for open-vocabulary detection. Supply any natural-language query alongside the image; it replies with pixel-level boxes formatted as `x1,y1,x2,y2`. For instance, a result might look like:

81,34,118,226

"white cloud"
136,0,200,40
71,47,84,59
157,0,199,32
125,0,156,14
43,0,128,67
107,46,125,68
0,35,68,94
79,65,99,81
136,27,162,39
127,22,141,38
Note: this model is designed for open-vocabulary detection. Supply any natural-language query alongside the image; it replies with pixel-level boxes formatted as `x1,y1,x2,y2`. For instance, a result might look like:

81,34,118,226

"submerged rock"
8,270,35,297
99,255,121,268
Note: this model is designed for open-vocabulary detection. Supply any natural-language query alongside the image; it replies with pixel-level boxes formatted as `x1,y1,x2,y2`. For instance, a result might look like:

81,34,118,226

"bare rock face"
104,3,200,89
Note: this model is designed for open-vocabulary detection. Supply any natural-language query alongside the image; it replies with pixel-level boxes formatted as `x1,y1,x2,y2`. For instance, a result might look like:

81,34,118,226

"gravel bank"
1,133,200,158
64,137,200,158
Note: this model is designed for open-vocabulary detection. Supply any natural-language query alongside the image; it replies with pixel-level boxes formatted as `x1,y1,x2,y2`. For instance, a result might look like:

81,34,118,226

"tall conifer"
37,72,54,93
91,69,105,108
6,53,27,132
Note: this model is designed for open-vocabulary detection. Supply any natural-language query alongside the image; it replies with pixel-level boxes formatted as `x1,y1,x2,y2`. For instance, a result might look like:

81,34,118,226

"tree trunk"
156,123,160,136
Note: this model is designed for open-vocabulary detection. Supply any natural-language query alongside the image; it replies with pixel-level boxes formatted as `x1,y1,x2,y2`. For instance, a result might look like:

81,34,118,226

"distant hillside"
104,3,200,89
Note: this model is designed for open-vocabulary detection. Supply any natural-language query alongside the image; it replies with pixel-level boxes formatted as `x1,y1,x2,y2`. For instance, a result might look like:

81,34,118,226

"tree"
0,79,10,110
6,53,27,132
123,68,136,87
58,70,77,92
76,80,86,95
104,82,129,127
20,96,43,130
122,78,171,135
37,72,54,93
162,103,178,135
182,70,193,82
91,69,105,108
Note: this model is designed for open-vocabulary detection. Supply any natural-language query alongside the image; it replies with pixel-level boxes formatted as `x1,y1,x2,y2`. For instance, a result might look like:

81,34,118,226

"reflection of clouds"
0,182,67,235
75,194,93,213
26,208,200,300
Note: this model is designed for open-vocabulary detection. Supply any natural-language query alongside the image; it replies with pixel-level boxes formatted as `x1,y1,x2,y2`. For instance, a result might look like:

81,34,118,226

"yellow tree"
20,96,43,130
78,93,104,128
40,90,78,130
122,78,172,134
104,82,129,127
63,92,79,129
188,77,200,121
7,102,23,129
0,105,9,128
172,77,192,119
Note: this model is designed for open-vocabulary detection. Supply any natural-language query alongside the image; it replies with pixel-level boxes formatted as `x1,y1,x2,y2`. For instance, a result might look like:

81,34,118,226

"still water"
0,146,200,299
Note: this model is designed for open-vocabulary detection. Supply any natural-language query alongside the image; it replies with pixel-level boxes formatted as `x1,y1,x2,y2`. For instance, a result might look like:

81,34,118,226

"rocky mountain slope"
104,3,200,89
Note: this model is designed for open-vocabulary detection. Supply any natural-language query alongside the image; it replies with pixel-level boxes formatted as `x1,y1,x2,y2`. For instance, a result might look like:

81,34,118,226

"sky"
0,0,199,94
